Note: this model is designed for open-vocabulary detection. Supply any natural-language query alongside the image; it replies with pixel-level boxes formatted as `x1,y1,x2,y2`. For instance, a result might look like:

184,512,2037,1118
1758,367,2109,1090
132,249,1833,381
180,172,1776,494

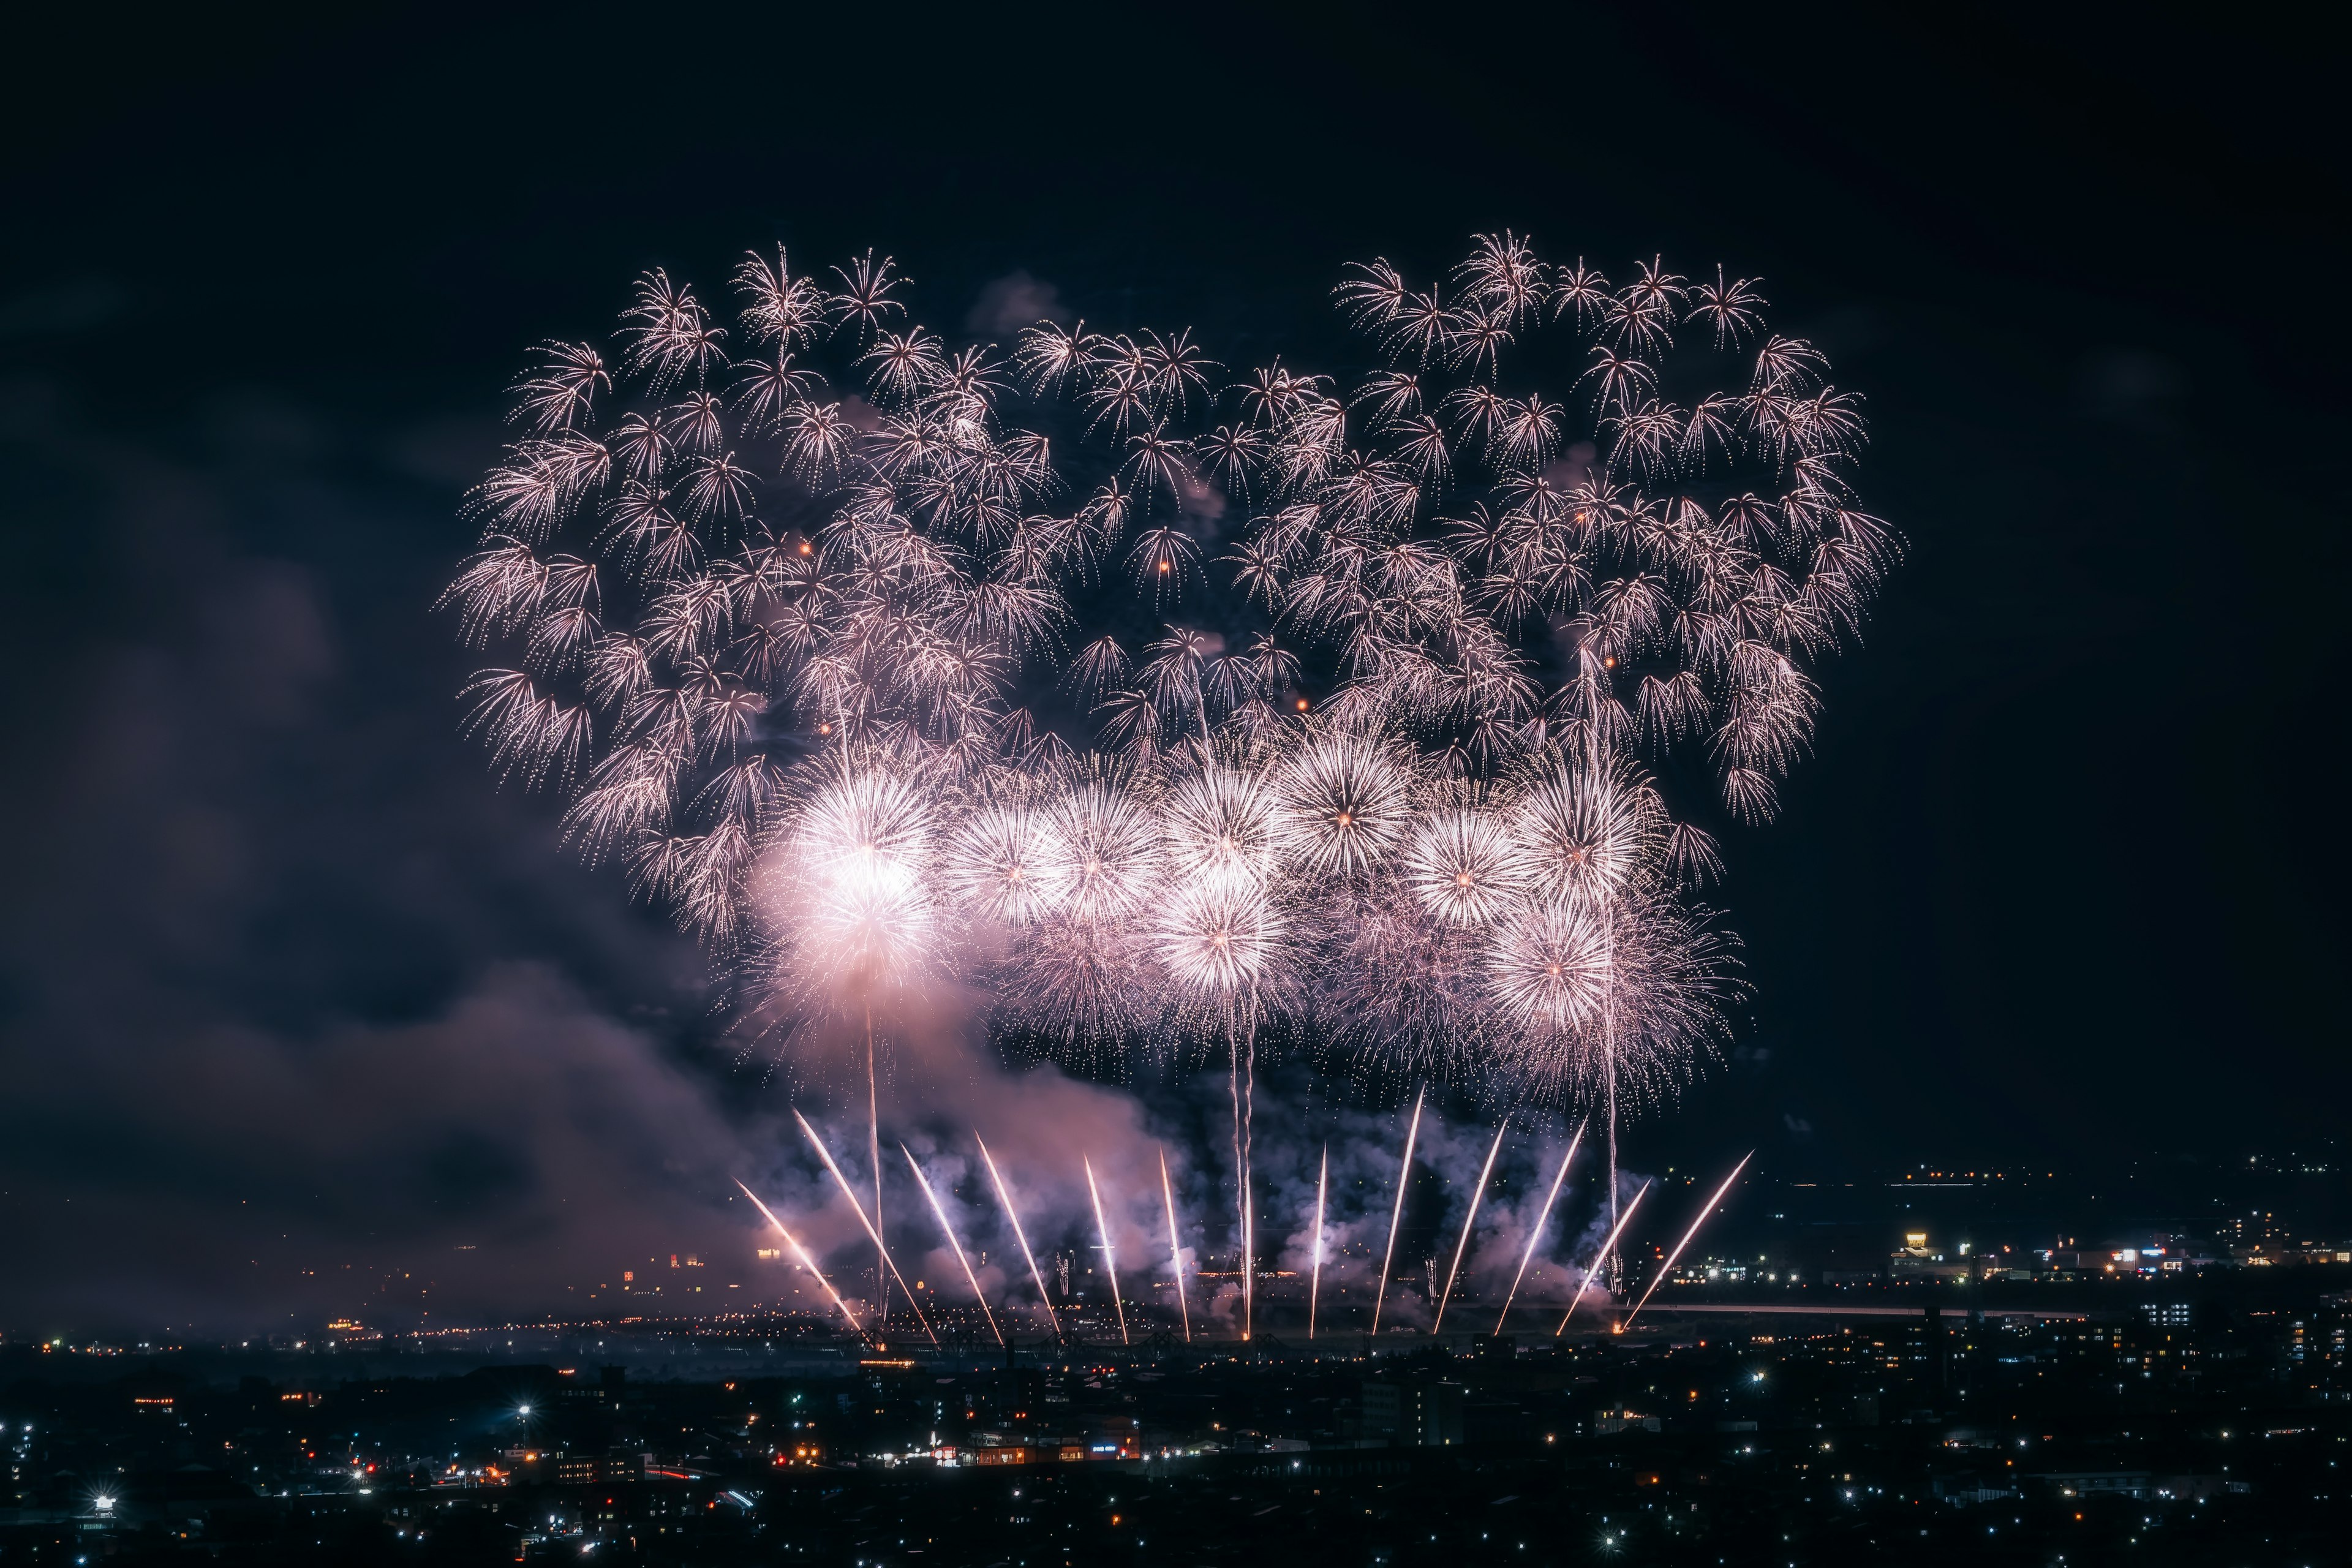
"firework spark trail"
734,1180,864,1335
1558,1180,1649,1336
1496,1119,1585,1333
1598,889,1619,1295
1084,1156,1130,1346
1624,1152,1753,1327
977,1133,1060,1338
902,1145,1002,1348
1370,1087,1424,1336
767,756,951,1329
793,1110,937,1344
1308,1144,1328,1340
867,1010,886,1327
1228,1026,1247,1340
1157,764,1284,1343
1159,1147,1190,1343
1432,1116,1509,1335
1242,1009,1257,1341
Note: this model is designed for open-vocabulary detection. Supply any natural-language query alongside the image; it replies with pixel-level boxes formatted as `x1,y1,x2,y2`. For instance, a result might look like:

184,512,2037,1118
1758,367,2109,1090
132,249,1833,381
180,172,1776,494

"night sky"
2,8,2342,1332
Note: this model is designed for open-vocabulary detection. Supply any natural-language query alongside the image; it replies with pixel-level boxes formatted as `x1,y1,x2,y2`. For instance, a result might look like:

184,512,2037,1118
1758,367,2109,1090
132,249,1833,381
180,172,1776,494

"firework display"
445,235,1890,1335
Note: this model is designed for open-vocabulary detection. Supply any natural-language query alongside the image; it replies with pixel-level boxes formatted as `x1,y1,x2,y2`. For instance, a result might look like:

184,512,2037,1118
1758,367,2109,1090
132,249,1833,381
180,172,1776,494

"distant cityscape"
4,1155,2348,1563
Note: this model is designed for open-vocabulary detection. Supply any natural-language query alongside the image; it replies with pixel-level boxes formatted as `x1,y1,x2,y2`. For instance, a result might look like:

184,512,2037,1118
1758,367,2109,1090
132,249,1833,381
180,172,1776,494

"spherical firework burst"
1275,730,1415,880
980,756,1166,1071
1485,896,1610,1036
758,760,952,1014
1509,753,1663,911
1155,875,1288,1007
942,797,1065,928
1162,757,1282,892
1401,806,1527,927
1042,769,1161,925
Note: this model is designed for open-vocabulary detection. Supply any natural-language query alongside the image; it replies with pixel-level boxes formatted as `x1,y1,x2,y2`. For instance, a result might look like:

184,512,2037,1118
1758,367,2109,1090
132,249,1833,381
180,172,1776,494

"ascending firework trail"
1372,1089,1425,1336
1497,1119,1585,1332
1160,1147,1191,1343
903,1146,1001,1348
795,1111,934,1344
1625,1153,1753,1328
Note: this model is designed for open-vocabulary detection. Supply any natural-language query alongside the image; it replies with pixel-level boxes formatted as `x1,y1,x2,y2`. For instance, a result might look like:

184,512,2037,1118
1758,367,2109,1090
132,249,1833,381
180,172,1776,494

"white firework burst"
1155,875,1285,1005
1484,895,1608,1036
1274,731,1415,880
1401,807,1528,927
1163,760,1281,892
943,800,1066,927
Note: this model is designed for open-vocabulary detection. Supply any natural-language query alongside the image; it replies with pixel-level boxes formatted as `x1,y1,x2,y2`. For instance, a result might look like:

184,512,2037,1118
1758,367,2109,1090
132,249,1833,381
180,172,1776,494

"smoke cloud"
965,270,1069,338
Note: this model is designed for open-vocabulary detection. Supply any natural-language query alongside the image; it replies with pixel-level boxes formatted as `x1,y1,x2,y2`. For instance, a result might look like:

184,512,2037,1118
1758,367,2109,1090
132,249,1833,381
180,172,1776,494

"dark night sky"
1,6,2343,1332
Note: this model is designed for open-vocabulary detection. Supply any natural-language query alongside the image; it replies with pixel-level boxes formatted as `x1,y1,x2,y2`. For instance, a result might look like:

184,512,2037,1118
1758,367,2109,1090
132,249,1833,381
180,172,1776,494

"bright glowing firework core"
1624,1152,1753,1326
777,766,944,1006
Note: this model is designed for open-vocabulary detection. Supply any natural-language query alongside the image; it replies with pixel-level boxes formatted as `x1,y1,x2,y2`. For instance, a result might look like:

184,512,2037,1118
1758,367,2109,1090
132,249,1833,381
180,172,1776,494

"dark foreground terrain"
6,1278,2348,1566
